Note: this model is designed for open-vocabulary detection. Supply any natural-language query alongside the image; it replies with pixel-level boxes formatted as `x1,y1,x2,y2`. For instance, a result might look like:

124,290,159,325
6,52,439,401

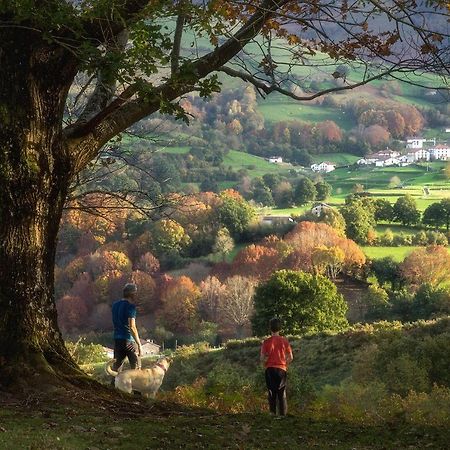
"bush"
392,232,412,246
379,228,394,246
426,230,448,246
65,338,107,369
252,270,349,336
412,230,428,246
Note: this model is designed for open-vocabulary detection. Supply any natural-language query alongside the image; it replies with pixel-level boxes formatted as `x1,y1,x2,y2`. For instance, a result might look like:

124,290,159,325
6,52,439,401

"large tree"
0,0,448,389
252,270,348,335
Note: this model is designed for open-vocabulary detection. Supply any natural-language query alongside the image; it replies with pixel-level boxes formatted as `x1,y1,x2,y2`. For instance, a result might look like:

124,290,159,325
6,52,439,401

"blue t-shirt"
112,299,137,341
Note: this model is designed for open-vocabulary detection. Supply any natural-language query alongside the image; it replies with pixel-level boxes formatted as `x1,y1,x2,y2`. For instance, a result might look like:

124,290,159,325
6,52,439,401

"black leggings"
265,367,287,416
113,339,140,371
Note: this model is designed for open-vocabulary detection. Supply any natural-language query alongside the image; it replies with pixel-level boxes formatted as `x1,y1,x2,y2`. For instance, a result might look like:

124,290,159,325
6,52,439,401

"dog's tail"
105,359,119,377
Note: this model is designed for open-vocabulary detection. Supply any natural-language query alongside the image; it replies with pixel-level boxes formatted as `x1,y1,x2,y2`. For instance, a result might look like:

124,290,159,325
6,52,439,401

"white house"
260,216,294,225
375,156,400,167
311,203,331,217
429,145,450,161
311,161,336,173
357,157,378,165
398,154,414,166
268,156,283,164
406,138,427,149
140,340,161,355
410,149,430,161
372,149,400,158
102,340,161,360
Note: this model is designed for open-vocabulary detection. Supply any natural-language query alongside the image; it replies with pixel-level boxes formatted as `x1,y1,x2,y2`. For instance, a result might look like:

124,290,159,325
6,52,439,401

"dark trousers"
265,367,287,415
113,339,140,371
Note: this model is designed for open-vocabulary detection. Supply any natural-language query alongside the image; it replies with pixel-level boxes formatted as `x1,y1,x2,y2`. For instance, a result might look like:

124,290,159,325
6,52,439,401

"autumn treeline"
136,83,440,171
56,187,367,341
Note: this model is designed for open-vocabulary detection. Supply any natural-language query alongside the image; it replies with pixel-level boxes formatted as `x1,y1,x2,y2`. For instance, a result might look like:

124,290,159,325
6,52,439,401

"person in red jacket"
260,318,293,416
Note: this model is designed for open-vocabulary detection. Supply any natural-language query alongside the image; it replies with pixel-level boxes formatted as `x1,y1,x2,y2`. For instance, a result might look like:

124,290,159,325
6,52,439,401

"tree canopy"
252,269,348,336
1,0,449,389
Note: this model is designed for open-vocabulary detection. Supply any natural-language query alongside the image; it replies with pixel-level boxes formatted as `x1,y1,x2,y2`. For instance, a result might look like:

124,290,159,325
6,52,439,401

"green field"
311,153,360,165
158,145,190,154
258,98,354,129
362,246,417,261
222,150,292,177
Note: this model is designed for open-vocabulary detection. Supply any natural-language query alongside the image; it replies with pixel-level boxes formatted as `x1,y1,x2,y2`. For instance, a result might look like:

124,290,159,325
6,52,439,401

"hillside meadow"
32,317,445,449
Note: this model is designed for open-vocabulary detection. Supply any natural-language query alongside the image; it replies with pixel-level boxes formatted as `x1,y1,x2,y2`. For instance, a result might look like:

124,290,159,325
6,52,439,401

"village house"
375,156,401,167
102,339,161,359
260,216,294,226
406,137,436,149
429,145,450,161
311,203,331,217
268,156,283,163
140,340,161,355
311,161,336,173
408,148,430,161
397,154,415,166
358,149,400,166
356,156,378,165
406,138,427,149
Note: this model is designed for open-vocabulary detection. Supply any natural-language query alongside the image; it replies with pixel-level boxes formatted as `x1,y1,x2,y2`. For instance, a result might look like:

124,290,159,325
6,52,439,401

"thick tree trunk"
0,33,83,389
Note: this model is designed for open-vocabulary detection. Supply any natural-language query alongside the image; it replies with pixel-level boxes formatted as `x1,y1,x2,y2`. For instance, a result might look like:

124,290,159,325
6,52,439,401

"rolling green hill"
222,150,293,177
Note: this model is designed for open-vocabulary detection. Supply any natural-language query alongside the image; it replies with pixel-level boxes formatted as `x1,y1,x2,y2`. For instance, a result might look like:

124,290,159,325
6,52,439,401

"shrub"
379,228,394,246
411,230,428,246
65,338,107,371
252,270,348,336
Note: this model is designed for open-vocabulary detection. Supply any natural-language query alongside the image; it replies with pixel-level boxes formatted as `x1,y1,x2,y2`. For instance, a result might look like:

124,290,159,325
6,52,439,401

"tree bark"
0,32,83,389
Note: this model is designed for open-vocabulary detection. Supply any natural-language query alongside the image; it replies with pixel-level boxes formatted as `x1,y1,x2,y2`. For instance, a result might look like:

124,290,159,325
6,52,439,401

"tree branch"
65,0,290,170
171,0,187,75
79,0,150,44
77,29,129,123
217,65,398,101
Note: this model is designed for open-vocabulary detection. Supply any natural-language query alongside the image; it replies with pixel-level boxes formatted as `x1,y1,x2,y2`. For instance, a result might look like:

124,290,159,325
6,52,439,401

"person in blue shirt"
111,283,142,373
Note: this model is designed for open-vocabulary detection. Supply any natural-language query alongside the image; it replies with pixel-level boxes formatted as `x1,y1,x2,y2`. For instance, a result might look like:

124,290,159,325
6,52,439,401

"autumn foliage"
400,246,450,289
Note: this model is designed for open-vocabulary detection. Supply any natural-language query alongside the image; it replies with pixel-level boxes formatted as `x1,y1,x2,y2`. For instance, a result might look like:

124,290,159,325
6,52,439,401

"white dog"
106,357,171,398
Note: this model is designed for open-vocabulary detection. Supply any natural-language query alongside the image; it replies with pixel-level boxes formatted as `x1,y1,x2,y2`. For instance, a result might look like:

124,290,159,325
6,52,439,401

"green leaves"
252,269,348,336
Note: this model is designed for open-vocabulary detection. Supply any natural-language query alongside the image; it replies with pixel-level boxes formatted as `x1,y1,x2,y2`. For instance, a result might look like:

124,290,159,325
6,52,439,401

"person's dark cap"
123,283,138,296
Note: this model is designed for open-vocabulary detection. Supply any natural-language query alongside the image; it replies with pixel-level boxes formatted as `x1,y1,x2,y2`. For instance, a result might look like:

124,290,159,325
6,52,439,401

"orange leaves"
231,244,281,281
159,276,201,334
400,246,450,288
284,221,366,274
220,188,243,202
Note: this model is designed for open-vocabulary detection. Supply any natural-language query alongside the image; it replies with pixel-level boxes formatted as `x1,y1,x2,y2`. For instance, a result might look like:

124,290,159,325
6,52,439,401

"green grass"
158,146,190,154
257,98,353,129
222,150,293,178
311,153,360,165
2,407,449,450
362,246,417,261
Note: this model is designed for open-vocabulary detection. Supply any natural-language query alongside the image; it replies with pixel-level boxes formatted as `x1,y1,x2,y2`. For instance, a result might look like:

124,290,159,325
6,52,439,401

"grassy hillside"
223,150,293,177
2,404,449,449
162,318,450,394
311,153,360,165
362,246,416,261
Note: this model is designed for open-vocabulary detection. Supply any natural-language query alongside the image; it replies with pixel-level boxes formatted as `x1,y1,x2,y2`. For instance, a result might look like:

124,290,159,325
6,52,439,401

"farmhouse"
102,339,161,359
268,156,283,163
141,340,161,355
311,203,331,217
408,149,430,161
260,215,294,225
311,161,336,172
398,154,415,165
359,149,401,166
375,156,400,167
429,145,450,161
406,138,427,149
356,157,378,165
